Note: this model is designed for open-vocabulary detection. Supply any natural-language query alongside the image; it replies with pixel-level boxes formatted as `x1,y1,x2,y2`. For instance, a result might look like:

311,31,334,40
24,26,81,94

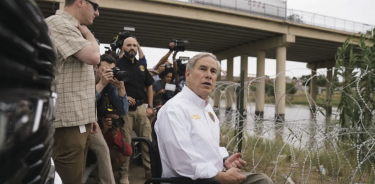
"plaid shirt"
46,10,96,128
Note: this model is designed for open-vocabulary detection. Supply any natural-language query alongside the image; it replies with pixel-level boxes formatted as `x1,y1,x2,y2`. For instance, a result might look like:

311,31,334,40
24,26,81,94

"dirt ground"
86,160,147,184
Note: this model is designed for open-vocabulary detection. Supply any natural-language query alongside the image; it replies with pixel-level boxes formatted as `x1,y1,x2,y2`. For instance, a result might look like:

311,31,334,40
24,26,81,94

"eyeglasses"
85,0,99,11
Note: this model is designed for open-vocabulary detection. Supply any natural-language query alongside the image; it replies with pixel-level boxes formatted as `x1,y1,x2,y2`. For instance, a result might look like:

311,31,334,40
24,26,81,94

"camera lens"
111,117,124,127
112,67,129,82
116,71,129,82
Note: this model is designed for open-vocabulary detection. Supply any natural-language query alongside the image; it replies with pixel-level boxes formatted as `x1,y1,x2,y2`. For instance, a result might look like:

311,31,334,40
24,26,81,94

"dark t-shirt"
116,57,154,103
152,80,174,105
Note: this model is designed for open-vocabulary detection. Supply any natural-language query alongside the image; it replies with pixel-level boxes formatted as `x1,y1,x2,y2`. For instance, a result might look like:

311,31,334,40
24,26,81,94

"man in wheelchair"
155,53,273,184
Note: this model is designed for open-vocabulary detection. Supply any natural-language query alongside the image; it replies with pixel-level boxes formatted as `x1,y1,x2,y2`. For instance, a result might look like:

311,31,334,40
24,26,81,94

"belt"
129,99,145,111
136,99,144,106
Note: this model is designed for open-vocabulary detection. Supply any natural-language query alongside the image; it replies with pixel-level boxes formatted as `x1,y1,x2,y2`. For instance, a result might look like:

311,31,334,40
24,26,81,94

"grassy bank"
220,128,374,183
246,91,341,107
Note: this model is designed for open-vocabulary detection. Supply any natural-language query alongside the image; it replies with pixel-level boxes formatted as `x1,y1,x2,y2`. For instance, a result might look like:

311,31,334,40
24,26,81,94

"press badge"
79,125,86,133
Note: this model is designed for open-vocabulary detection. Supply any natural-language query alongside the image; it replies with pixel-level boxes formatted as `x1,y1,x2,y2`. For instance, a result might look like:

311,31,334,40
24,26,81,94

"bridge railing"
173,0,374,35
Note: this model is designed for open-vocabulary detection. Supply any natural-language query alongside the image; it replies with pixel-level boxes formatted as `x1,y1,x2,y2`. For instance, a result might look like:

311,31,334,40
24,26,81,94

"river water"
210,100,339,148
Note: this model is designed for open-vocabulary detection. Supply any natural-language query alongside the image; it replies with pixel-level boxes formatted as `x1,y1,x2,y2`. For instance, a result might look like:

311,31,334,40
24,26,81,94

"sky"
100,0,374,79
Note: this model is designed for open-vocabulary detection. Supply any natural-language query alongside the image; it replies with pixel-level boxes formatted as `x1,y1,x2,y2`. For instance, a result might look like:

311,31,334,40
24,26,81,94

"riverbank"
220,128,374,183
246,91,341,107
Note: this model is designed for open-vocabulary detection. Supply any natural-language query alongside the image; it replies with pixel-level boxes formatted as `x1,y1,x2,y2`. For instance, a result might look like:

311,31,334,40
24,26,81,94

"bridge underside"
37,1,343,64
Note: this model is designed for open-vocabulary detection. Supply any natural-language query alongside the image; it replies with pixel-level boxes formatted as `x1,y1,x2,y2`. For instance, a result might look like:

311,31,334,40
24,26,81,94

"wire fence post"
237,70,245,153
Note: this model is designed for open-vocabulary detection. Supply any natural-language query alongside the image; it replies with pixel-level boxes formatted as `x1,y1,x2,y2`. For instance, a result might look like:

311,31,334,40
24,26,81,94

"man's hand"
157,89,166,96
215,168,246,184
146,108,156,117
224,153,247,170
112,127,120,138
91,122,99,134
134,37,141,47
78,25,92,38
99,67,114,86
169,42,175,50
128,96,136,106
111,78,126,97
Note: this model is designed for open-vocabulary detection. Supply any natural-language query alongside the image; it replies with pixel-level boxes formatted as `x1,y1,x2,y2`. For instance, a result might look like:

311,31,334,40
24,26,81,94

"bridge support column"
255,51,266,120
217,60,222,81
326,67,333,114
226,58,234,115
275,47,286,122
59,2,65,10
310,65,317,111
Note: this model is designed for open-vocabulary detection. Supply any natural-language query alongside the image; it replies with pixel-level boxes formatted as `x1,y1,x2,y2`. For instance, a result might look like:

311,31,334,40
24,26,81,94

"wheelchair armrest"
144,177,219,184
132,137,151,150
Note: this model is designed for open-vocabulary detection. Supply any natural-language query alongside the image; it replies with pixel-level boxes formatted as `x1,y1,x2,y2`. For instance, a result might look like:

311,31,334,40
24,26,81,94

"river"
211,100,339,148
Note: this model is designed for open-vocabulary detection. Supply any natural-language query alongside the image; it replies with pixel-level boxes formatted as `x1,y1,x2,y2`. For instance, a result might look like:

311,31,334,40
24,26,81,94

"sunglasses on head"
85,0,99,11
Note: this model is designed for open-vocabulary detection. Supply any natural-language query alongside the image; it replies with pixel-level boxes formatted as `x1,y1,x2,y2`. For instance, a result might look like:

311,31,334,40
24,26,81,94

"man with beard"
115,37,155,184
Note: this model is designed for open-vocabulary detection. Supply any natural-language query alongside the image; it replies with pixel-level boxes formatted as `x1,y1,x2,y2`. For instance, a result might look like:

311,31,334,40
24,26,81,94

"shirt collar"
181,86,211,109
56,10,80,27
122,56,138,64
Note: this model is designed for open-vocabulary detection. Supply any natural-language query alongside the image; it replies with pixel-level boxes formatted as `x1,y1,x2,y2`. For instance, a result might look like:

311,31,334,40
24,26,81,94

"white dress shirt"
155,86,229,180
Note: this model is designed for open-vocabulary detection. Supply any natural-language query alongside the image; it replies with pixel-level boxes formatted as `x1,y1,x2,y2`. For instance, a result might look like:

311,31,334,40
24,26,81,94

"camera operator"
153,69,175,105
149,42,175,81
116,37,155,184
45,0,100,183
173,52,187,95
84,54,129,183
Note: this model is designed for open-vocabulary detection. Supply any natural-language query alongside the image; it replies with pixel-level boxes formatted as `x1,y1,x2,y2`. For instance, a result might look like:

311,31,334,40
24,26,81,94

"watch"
223,156,229,167
148,105,154,108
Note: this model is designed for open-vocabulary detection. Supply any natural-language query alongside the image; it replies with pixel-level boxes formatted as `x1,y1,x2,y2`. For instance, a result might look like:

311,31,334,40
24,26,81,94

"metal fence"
173,0,374,35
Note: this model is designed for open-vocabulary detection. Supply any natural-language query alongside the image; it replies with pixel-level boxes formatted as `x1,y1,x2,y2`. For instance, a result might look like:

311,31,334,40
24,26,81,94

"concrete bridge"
36,0,373,120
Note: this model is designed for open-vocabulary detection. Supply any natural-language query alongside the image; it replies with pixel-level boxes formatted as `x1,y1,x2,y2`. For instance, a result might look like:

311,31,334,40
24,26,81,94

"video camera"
105,46,119,60
169,39,189,52
110,27,135,52
176,56,190,75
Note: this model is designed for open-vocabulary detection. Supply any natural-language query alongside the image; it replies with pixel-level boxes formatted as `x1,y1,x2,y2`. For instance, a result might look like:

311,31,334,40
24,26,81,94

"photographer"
87,54,129,184
116,37,155,184
153,69,175,105
149,42,175,81
98,105,132,173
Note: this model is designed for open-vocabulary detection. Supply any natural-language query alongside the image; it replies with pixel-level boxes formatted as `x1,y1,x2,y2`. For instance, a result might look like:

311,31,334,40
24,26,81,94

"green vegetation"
220,128,374,183
329,31,375,150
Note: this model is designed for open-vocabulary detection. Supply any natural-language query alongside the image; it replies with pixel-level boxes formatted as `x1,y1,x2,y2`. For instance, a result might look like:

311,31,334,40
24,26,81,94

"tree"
317,75,327,87
265,83,274,97
300,75,311,86
330,29,375,159
286,83,297,100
